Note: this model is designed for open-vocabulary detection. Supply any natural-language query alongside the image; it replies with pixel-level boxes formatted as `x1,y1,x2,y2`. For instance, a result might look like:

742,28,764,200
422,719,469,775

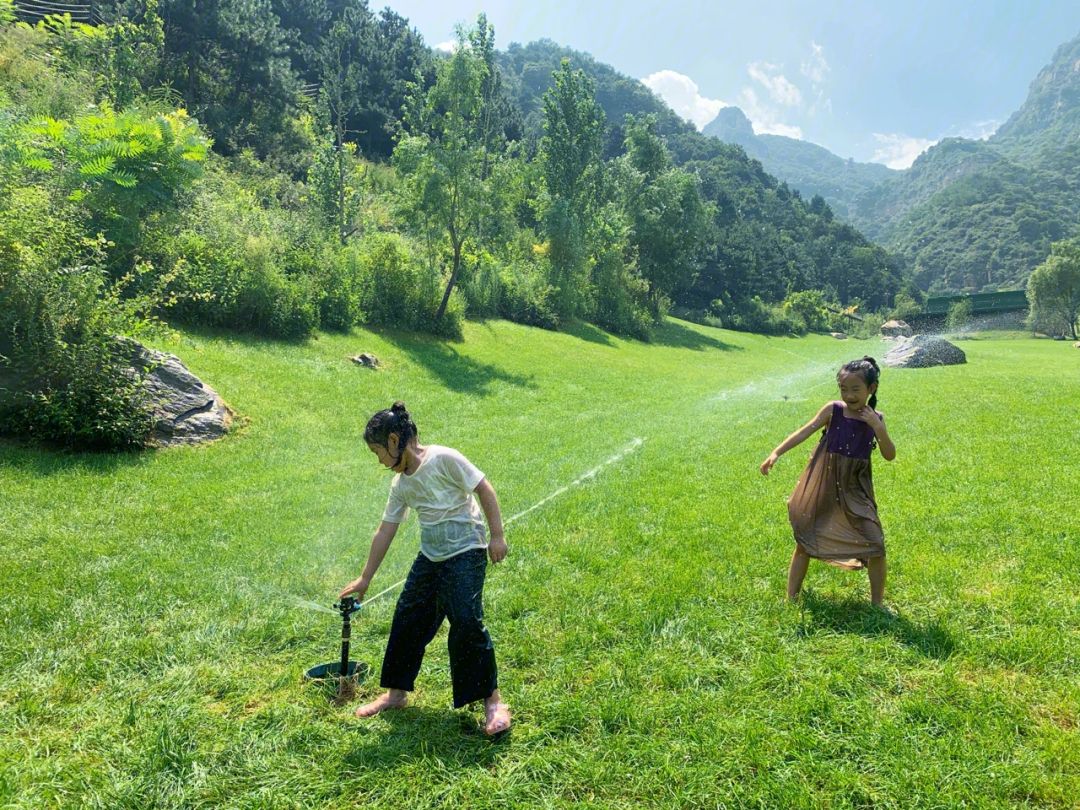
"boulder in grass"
883,335,967,368
351,352,380,368
830,332,847,340
880,319,914,338
1074,341,1080,349
116,338,233,447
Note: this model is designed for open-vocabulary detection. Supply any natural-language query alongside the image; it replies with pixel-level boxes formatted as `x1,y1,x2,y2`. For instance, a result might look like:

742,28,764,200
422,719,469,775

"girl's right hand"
339,576,370,601
760,452,779,476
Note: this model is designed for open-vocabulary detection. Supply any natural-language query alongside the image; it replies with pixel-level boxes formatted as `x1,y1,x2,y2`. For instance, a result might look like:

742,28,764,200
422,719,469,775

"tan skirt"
787,437,885,570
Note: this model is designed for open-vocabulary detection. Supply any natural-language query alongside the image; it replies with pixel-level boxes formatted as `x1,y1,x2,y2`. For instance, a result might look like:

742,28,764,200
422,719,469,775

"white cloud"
738,86,803,139
747,62,802,106
435,40,457,54
641,70,729,130
801,41,829,84
952,119,1002,140
871,133,937,169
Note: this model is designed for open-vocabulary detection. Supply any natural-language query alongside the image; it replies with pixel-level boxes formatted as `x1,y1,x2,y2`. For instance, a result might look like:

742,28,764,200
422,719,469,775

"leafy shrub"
725,296,806,335
498,259,560,330
355,232,464,339
0,215,157,448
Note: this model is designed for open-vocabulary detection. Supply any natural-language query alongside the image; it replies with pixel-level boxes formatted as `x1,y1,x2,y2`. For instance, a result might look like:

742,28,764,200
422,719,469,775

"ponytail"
364,401,419,466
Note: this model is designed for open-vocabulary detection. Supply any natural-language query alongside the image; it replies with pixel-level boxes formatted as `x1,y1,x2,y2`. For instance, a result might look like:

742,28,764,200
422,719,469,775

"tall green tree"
160,0,298,155
313,4,373,242
615,115,712,310
539,59,605,318
394,23,489,322
1027,239,1080,339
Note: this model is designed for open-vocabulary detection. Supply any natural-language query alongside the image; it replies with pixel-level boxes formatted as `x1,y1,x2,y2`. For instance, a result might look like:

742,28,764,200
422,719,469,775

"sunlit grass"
1,320,1077,808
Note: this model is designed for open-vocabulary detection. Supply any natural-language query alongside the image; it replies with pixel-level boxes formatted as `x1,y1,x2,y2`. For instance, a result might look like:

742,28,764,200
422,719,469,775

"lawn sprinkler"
305,596,369,704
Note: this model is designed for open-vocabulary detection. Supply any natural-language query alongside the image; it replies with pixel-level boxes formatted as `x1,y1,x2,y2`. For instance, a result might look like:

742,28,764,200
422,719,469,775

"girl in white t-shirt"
339,401,511,735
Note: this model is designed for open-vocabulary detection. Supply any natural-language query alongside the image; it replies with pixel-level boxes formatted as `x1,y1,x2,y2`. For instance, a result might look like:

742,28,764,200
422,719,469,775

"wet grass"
1,321,1077,808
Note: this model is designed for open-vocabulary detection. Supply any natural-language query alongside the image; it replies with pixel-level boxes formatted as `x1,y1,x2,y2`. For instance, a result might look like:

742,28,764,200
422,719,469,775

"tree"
539,59,605,318
615,115,712,310
160,0,299,155
945,297,973,334
314,5,373,242
394,21,489,322
1027,239,1080,339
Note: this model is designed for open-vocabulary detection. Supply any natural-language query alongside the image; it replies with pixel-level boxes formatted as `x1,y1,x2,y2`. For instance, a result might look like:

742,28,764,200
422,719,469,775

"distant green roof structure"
923,289,1029,316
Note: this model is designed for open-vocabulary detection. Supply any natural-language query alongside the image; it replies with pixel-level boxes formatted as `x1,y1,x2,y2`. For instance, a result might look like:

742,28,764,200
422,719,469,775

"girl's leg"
787,545,811,600
358,553,444,717
867,555,887,606
440,549,500,711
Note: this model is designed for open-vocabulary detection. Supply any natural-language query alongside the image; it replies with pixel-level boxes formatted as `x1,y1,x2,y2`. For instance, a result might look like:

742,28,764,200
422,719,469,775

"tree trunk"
435,237,463,321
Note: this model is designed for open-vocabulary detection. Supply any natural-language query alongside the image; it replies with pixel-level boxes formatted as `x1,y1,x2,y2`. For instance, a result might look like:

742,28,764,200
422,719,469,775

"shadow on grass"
797,590,956,660
562,321,616,347
0,437,152,476
653,319,739,352
387,330,537,396
344,705,509,770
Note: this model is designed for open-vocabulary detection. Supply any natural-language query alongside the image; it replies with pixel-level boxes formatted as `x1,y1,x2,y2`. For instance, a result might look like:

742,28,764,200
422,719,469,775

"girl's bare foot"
354,690,407,718
483,692,511,735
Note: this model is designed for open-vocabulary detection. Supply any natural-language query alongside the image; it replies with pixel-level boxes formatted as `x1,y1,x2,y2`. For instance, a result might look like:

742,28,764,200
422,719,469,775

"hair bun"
391,401,407,413
862,356,879,369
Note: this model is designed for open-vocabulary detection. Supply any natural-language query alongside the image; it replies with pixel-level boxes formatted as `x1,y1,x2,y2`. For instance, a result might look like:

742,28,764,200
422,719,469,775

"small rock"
351,353,380,368
880,319,914,338
1074,341,1080,349
830,332,847,340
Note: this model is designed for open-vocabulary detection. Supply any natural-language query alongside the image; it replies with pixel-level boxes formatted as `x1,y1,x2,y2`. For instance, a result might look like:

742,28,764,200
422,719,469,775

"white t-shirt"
382,445,486,527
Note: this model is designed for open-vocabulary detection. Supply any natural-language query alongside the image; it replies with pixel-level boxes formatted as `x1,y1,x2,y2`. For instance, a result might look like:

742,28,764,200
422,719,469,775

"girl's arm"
339,520,401,599
851,409,897,461
475,478,508,563
760,402,834,475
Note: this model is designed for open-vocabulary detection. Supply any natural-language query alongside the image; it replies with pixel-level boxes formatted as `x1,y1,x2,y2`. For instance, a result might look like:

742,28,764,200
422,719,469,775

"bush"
782,289,830,333
156,178,319,339
946,298,973,333
498,259,560,330
0,219,157,449
355,232,464,339
725,296,806,335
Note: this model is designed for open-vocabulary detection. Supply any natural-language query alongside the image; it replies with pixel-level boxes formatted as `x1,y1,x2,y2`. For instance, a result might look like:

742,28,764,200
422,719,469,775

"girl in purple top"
760,357,897,605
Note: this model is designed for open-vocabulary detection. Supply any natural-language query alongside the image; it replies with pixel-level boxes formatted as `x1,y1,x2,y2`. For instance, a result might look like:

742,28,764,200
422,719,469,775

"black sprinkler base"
305,661,370,681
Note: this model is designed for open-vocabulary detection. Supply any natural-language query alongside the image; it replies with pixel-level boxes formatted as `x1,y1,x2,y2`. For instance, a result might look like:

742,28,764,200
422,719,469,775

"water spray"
304,596,369,703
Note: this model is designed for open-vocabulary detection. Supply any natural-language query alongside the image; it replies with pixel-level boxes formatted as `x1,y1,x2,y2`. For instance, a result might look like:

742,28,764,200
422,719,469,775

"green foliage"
782,289,830,333
354,232,464,339
1026,239,1080,338
160,0,299,156
0,194,158,449
946,297,974,333
156,176,318,339
19,106,209,265
725,295,807,335
395,19,496,325
889,290,924,321
539,59,606,318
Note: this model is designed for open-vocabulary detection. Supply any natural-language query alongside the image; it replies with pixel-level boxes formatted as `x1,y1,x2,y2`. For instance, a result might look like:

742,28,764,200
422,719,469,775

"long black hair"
837,356,881,410
364,401,418,468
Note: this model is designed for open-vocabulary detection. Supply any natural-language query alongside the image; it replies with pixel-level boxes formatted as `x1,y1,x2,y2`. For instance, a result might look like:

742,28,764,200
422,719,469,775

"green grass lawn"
1,319,1077,808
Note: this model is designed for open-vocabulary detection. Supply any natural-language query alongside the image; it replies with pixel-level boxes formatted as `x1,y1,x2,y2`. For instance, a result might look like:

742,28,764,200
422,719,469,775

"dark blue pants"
380,548,498,708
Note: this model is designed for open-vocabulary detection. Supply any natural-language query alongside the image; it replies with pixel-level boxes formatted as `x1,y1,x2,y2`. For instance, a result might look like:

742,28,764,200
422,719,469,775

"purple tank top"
825,402,879,460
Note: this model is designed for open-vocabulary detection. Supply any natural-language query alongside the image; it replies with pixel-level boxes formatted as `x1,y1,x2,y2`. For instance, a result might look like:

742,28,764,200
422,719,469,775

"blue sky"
386,0,1080,168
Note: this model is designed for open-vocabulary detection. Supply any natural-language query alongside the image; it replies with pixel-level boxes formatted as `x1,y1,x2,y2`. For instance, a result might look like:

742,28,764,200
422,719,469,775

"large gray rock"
880,319,914,338
116,338,232,446
883,335,967,368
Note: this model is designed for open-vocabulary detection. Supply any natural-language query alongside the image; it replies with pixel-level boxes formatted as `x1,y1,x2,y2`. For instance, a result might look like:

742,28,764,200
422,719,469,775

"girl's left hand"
850,407,881,428
488,535,508,564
